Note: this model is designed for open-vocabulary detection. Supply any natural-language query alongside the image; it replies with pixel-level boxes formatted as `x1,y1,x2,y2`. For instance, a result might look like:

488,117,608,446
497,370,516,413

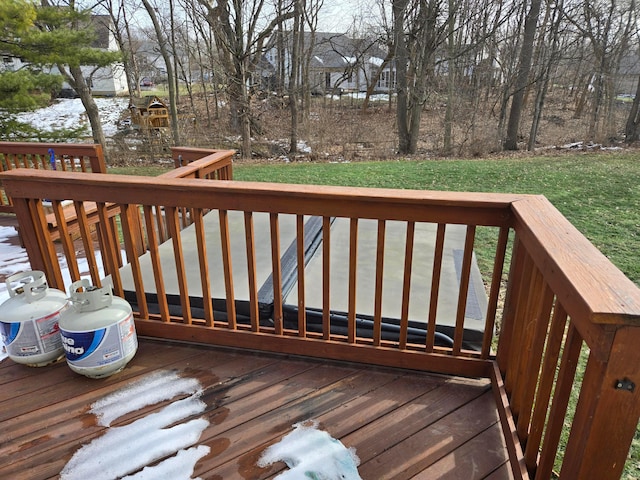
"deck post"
560,325,640,479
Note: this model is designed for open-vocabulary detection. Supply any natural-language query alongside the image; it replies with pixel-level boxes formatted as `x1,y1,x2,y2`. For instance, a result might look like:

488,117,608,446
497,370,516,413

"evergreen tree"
0,0,122,150
0,1,62,138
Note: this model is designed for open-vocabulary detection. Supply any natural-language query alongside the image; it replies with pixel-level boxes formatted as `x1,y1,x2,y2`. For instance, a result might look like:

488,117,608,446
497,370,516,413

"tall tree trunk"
141,0,181,145
443,0,456,155
625,76,640,143
528,0,562,151
104,0,140,102
120,3,141,100
169,0,180,105
276,0,285,94
289,0,302,154
504,0,542,150
393,0,411,153
394,0,439,155
59,64,110,162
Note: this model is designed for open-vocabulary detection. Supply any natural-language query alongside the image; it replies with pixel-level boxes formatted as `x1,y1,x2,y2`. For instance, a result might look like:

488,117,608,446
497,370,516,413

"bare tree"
300,0,322,117
527,0,564,150
198,0,294,158
563,0,637,140
503,0,543,150
98,0,142,102
289,0,302,154
625,75,640,142
140,0,181,144
393,0,447,154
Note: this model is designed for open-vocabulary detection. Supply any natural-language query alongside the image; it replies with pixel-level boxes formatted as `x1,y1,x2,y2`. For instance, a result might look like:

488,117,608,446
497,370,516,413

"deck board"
0,338,513,479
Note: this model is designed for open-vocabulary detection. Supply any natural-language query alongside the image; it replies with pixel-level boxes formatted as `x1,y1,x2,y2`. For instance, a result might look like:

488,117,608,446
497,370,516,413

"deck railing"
0,141,106,214
1,146,639,480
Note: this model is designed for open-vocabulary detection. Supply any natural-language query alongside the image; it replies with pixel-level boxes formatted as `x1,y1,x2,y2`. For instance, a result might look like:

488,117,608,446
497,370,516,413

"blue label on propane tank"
60,314,136,368
0,322,20,345
60,328,107,361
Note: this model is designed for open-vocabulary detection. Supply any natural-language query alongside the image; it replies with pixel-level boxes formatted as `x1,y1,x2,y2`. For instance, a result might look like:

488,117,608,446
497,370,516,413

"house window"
378,71,389,89
378,70,396,89
325,72,331,88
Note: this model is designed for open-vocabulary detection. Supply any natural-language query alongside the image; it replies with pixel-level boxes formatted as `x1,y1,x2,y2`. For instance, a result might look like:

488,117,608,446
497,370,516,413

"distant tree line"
1,0,639,158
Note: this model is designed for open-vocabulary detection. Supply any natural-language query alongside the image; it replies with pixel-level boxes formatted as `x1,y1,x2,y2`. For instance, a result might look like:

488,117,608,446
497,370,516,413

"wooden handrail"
168,147,234,180
1,152,640,479
0,141,106,214
0,141,106,173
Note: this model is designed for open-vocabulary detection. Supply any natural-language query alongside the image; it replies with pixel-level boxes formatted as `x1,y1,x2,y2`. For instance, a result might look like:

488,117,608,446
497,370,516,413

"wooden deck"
0,338,512,479
3,144,640,479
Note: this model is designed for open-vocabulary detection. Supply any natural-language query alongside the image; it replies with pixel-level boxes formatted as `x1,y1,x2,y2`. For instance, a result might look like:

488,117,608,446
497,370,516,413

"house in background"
58,15,128,97
262,32,393,95
617,51,640,98
0,15,128,98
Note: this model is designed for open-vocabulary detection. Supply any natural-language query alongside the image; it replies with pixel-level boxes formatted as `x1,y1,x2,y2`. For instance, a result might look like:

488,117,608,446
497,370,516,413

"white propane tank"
59,279,138,379
0,271,67,367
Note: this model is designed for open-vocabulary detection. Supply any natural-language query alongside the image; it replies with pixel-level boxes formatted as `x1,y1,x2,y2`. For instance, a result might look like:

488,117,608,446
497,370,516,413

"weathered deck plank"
1,339,511,479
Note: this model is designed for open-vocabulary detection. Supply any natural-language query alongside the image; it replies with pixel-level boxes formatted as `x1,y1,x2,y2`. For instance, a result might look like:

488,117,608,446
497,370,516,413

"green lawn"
234,153,640,286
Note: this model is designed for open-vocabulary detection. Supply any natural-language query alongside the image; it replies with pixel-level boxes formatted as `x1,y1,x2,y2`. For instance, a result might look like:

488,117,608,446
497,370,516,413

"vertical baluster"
497,235,526,373
525,303,568,473
51,200,80,282
58,154,67,171
97,202,123,296
155,205,168,243
399,221,415,349
322,216,331,340
244,212,259,331
219,209,236,328
270,213,283,334
108,213,124,268
120,203,148,318
536,322,583,480
73,201,102,287
373,220,386,346
142,205,170,322
504,247,534,395
453,225,476,355
296,215,306,337
348,218,358,343
166,206,192,324
510,266,545,420
482,225,511,358
515,283,554,441
426,223,446,352
194,209,214,326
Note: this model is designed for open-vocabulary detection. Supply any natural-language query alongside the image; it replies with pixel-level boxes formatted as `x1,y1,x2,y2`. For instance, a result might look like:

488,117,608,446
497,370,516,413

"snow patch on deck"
60,370,209,480
259,420,362,479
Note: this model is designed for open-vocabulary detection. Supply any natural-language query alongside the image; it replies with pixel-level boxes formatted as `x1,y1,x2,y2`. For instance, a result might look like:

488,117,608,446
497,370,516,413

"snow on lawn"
14,97,129,138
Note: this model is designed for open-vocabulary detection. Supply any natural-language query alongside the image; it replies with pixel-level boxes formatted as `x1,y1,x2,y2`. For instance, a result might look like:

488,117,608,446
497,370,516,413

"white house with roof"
262,32,394,95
